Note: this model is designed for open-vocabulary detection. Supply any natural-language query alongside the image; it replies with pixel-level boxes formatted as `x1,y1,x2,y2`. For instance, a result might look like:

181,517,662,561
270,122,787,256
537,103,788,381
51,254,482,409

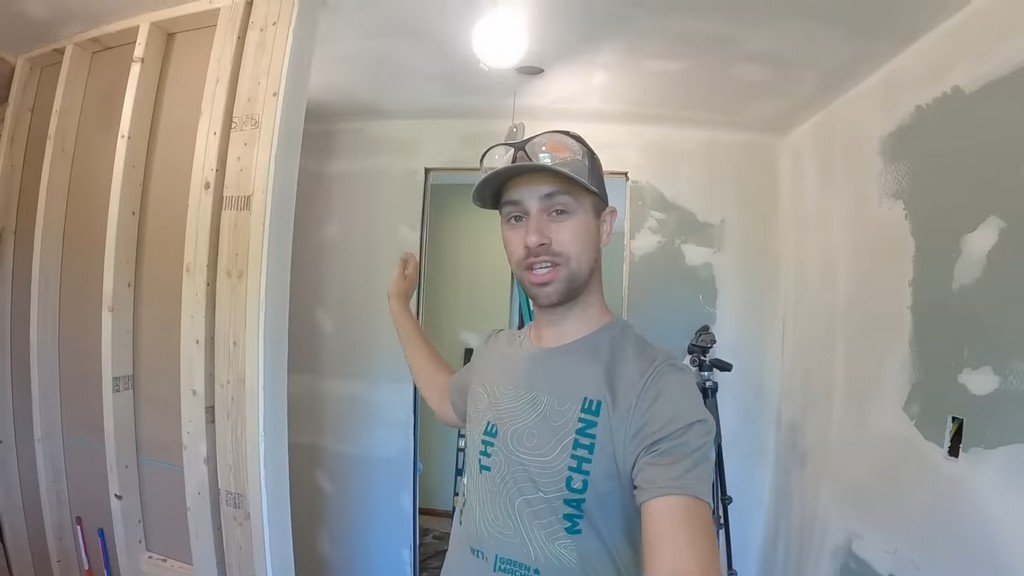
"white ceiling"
0,0,970,133
308,0,970,132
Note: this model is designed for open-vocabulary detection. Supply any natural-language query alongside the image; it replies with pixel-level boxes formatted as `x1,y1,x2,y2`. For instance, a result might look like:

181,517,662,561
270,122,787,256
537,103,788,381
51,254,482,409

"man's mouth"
529,261,555,275
523,260,560,285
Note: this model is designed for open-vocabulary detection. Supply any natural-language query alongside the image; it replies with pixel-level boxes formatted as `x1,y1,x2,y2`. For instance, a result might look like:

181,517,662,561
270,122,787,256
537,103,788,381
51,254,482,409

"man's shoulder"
608,319,686,377
465,327,521,359
481,326,518,347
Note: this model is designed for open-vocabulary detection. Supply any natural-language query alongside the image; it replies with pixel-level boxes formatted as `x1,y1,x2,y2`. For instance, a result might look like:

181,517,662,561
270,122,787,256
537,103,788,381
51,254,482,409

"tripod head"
687,325,733,374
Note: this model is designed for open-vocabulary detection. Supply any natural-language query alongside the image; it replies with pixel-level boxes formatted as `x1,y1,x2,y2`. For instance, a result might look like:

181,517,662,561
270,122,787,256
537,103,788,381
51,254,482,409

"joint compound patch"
958,365,1001,396
627,181,719,350
680,243,716,266
879,159,912,202
952,215,1007,291
885,69,1024,450
629,215,665,258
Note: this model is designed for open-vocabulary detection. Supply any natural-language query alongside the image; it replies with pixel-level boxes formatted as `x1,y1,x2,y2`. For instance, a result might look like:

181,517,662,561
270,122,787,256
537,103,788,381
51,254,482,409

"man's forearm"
389,298,462,427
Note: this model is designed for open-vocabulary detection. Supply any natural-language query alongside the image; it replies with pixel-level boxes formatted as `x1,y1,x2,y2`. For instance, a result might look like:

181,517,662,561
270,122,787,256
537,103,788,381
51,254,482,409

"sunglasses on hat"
471,130,609,210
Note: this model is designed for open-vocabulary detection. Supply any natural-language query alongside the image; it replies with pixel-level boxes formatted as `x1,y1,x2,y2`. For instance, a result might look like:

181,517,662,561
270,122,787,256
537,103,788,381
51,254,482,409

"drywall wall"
59,41,133,575
889,74,1024,451
771,0,1024,574
289,117,781,575
601,175,627,318
134,24,216,565
11,60,61,576
627,181,720,349
417,181,512,512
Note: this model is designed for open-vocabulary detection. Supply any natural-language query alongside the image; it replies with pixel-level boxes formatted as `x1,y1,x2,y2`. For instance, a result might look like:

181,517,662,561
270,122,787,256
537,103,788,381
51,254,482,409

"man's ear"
599,205,618,247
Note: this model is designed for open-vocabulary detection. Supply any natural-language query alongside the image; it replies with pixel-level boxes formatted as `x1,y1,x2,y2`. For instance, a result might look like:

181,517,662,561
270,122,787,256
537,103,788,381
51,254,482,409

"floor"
419,514,451,576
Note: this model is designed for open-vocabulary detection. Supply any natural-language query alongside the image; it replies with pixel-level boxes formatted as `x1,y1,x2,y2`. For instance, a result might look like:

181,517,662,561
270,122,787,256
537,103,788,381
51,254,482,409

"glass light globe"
471,6,528,70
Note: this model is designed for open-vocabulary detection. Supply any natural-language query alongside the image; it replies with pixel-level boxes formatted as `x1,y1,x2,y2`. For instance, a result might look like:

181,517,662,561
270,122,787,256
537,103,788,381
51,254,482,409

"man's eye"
507,214,525,224
551,208,569,217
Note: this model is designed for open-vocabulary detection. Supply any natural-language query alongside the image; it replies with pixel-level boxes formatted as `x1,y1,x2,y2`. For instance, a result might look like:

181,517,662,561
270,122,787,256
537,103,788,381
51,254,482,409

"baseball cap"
471,130,609,210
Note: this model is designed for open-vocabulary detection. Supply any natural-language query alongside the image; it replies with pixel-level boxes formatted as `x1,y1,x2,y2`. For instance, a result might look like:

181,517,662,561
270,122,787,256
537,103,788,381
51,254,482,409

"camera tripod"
687,325,737,576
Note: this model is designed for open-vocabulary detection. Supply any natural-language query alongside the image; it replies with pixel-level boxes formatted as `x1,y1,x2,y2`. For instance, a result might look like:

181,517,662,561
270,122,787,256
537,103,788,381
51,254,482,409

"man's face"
497,172,616,309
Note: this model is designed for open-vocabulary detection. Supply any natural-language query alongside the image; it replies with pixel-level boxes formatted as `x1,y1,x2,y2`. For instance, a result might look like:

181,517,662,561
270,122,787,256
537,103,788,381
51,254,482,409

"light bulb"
471,5,528,70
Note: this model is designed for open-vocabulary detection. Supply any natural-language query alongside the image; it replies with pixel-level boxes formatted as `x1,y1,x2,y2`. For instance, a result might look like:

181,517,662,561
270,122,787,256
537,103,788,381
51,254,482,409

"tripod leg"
703,386,736,575
711,459,722,530
716,442,736,576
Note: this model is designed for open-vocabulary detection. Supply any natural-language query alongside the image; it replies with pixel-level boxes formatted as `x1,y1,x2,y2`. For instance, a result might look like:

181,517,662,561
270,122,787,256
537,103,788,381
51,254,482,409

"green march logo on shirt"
493,553,541,575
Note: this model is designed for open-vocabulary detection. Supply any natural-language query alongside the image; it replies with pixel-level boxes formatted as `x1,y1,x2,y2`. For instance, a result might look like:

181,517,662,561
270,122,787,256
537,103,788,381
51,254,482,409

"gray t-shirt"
443,317,716,576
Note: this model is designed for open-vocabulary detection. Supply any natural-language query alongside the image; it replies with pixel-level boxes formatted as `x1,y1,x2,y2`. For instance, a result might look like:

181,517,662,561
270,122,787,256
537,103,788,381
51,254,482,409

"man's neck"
528,287,615,348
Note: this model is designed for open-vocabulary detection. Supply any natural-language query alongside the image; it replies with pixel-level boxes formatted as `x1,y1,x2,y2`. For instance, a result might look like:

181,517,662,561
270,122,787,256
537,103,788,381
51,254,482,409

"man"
388,130,721,576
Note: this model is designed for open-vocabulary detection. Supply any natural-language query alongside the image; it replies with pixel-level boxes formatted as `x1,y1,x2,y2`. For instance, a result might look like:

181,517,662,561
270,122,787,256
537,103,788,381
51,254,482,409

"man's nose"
525,216,550,249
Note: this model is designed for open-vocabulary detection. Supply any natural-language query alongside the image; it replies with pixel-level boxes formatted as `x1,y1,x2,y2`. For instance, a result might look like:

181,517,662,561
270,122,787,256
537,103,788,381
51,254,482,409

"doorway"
412,168,629,575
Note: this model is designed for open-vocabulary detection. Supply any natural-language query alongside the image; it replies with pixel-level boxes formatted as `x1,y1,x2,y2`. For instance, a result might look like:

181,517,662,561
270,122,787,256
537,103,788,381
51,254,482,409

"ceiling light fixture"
472,4,528,70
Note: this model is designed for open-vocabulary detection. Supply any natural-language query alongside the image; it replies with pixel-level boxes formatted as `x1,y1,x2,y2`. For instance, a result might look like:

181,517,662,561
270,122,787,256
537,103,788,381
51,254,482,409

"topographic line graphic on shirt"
466,380,583,568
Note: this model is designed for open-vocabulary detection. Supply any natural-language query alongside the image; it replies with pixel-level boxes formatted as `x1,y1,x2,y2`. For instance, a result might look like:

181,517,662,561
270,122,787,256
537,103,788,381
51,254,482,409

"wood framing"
142,551,192,576
180,2,251,575
18,0,231,63
214,0,297,573
100,22,168,574
30,43,91,576
0,51,41,576
258,0,318,571
0,0,312,574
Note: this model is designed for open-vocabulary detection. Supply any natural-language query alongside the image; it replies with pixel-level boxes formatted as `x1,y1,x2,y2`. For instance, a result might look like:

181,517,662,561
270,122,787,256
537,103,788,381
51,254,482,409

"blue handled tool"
97,528,112,576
